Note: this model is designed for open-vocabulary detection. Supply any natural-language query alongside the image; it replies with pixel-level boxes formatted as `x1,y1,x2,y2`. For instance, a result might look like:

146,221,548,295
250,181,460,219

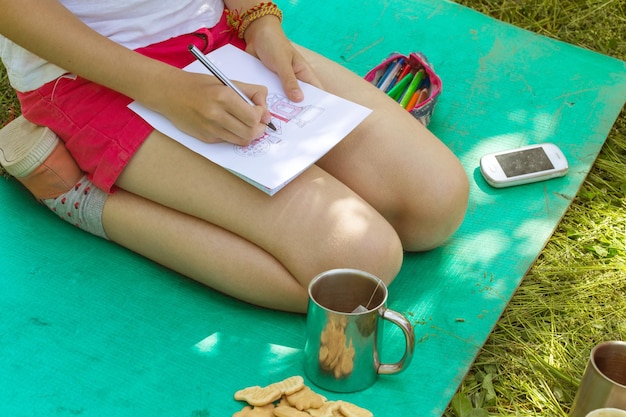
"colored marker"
376,59,398,89
399,69,424,108
418,76,431,90
405,90,420,110
386,71,414,99
397,63,413,81
382,60,405,92
378,59,403,91
386,61,409,91
415,88,429,105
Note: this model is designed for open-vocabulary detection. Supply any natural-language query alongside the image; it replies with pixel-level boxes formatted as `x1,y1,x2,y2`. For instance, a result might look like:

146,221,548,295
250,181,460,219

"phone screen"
495,147,555,177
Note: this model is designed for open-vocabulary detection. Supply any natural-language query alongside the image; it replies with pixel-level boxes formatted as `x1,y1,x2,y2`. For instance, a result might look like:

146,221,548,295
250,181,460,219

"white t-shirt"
0,0,224,92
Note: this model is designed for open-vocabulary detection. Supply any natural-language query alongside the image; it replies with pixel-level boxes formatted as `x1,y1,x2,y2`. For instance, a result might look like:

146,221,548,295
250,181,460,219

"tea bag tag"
353,279,383,314
352,305,368,314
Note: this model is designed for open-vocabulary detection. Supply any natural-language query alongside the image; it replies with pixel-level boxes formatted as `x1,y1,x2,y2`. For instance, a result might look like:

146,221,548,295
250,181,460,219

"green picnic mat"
2,0,625,416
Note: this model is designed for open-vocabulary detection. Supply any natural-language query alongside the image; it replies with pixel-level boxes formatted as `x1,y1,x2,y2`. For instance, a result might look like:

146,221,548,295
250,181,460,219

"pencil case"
364,52,442,126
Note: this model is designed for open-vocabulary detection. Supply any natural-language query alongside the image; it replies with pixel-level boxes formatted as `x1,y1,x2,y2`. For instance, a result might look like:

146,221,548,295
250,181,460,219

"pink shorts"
18,11,246,193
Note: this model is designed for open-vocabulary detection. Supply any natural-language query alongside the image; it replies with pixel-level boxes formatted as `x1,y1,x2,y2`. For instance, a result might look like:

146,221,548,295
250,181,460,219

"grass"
0,69,19,126
447,0,626,416
0,61,19,176
1,1,625,415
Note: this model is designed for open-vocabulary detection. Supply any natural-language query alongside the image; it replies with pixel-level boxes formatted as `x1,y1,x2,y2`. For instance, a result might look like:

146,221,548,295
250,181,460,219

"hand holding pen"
189,45,276,132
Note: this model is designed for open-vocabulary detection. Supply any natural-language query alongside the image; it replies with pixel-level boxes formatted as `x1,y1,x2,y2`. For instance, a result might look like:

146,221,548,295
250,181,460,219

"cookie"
232,376,373,417
307,401,342,417
269,375,305,396
232,404,275,417
285,385,326,410
338,401,374,417
273,405,313,417
234,385,282,407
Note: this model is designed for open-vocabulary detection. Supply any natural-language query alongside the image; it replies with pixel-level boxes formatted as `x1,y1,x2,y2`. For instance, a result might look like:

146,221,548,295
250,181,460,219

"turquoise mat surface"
2,1,626,416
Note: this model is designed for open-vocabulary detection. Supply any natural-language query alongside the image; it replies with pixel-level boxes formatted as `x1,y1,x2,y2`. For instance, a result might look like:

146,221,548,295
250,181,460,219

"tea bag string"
352,279,382,313
364,279,383,309
351,279,383,313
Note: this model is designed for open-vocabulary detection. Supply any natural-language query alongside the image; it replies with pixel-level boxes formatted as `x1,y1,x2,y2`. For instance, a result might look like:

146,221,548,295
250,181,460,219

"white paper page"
129,44,371,192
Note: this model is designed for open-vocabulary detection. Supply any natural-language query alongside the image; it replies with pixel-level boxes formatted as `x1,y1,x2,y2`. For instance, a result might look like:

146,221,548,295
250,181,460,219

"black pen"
188,45,277,131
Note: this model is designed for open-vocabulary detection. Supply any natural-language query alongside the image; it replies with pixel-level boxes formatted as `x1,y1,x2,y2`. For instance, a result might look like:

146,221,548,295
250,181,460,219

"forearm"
0,0,177,110
0,0,273,144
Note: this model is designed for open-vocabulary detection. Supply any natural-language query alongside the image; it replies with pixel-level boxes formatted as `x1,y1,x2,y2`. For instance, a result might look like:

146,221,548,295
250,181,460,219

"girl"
0,0,469,312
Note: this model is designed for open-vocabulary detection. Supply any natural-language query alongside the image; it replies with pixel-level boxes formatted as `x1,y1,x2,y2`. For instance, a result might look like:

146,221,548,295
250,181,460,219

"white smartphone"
480,143,568,188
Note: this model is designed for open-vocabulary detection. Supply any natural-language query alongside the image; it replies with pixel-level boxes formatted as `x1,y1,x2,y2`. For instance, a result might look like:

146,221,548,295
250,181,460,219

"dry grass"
0,67,19,176
448,0,626,415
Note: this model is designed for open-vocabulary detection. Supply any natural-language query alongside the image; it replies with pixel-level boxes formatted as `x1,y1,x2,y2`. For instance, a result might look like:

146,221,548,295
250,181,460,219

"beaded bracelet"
226,1,283,39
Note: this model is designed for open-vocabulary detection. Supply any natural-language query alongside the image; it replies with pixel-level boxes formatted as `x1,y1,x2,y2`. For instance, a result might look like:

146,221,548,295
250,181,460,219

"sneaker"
0,116,58,177
0,116,83,200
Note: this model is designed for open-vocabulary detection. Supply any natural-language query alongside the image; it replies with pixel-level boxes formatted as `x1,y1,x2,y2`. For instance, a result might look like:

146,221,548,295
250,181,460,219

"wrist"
139,64,184,114
243,13,282,45
225,1,283,40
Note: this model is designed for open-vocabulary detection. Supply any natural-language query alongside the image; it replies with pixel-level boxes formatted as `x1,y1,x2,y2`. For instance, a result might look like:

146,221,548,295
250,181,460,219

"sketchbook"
129,44,372,195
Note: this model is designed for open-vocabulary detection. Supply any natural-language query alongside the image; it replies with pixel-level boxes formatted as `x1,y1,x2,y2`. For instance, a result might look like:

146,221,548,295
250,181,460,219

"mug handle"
376,307,415,374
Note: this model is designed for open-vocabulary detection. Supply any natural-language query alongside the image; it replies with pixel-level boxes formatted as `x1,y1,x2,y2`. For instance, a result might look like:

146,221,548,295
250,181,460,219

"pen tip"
268,121,277,131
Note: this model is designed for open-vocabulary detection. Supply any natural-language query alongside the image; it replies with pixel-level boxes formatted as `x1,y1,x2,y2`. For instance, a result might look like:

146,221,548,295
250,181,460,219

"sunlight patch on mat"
193,332,301,363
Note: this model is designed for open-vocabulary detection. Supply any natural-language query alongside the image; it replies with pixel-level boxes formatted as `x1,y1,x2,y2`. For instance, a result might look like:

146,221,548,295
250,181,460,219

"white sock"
42,175,108,239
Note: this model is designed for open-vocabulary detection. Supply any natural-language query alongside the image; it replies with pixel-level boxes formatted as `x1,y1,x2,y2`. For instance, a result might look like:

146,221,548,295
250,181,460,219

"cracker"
273,405,312,417
286,385,326,410
235,375,304,408
232,376,373,417
232,403,275,417
338,400,374,417
268,375,305,395
307,401,342,417
277,396,291,408
234,385,282,407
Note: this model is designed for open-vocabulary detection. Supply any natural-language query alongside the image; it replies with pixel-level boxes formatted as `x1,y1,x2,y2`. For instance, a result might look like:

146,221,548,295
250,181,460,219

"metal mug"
570,341,626,417
304,268,415,392
585,409,626,417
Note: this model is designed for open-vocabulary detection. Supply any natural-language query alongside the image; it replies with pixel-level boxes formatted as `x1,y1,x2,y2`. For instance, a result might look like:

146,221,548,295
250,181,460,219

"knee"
320,212,404,288
399,160,469,252
357,222,404,286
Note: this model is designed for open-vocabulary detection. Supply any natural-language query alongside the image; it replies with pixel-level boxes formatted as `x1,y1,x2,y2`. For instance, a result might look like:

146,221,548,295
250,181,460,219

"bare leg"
296,45,470,251
102,46,467,312
102,189,311,312
114,131,404,310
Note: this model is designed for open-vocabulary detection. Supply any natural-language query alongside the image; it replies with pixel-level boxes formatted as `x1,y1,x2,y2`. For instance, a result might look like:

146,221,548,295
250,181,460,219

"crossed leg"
102,188,313,312
109,132,404,313
100,44,468,313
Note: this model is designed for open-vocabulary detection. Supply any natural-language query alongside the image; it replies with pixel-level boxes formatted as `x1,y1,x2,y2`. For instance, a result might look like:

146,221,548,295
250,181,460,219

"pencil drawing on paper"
233,93,325,157
129,43,372,194
266,94,325,127
234,132,281,157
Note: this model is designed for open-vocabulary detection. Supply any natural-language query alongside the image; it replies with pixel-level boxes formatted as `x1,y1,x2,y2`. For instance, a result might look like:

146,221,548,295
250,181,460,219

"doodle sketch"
234,133,282,157
129,44,372,195
233,94,325,157
267,94,324,127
